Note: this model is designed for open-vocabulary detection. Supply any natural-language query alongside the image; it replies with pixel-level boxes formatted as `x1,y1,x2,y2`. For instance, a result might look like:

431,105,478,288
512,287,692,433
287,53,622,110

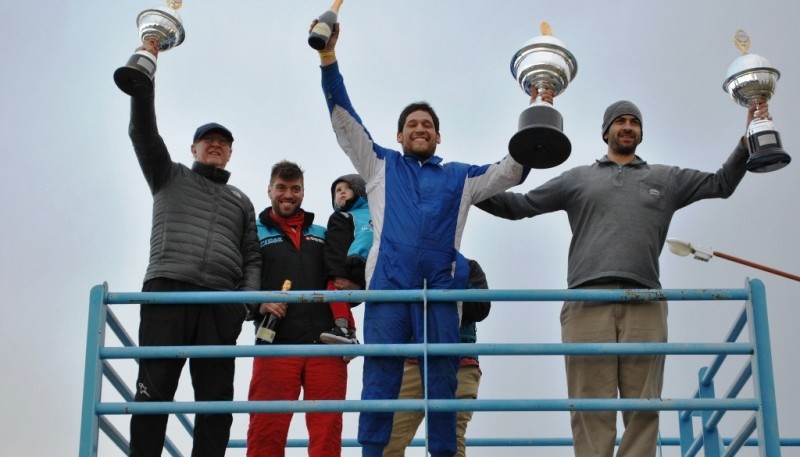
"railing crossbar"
106,288,750,305
98,342,753,359
95,398,759,415
224,436,799,449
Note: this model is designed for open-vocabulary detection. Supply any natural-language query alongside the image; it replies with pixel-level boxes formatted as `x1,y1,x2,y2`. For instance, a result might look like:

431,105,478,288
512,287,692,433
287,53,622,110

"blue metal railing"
80,278,788,456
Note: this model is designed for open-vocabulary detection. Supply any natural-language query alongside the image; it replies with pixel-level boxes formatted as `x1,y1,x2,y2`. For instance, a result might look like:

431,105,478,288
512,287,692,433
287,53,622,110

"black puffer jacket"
129,94,261,292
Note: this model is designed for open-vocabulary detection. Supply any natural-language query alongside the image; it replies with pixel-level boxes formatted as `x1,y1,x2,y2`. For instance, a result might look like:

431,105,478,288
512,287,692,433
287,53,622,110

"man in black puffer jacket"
126,40,261,457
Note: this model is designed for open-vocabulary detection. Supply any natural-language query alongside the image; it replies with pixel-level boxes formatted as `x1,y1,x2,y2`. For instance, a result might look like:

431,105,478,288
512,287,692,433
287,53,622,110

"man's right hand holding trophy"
508,22,577,169
724,29,790,173
114,0,185,97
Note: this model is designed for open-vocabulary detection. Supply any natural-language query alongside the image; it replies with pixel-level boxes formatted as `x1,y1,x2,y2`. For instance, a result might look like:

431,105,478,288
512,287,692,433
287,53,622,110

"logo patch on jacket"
261,235,284,247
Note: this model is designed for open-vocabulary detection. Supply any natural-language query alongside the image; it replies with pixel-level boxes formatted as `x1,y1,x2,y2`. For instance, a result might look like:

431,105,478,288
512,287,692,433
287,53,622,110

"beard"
271,201,300,218
608,134,638,155
403,143,436,159
401,135,437,159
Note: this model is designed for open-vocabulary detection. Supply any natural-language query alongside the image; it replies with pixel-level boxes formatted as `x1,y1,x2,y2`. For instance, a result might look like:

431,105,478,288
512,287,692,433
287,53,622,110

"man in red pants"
247,160,348,457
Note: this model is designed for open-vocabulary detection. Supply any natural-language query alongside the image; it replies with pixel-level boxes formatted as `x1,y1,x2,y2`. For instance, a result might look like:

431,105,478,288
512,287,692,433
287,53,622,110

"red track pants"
247,356,347,456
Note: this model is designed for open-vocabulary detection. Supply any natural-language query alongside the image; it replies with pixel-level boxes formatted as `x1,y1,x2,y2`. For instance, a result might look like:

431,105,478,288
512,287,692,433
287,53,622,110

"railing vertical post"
746,278,781,457
697,367,723,457
422,279,430,456
79,284,109,457
678,406,695,455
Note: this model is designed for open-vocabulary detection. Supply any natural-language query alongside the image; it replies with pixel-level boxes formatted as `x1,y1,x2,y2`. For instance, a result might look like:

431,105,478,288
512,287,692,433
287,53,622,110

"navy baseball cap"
193,122,234,144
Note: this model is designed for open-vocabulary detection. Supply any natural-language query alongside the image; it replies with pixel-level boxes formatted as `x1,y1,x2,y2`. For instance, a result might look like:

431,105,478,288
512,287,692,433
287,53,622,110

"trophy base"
509,104,571,169
747,129,790,173
114,51,157,97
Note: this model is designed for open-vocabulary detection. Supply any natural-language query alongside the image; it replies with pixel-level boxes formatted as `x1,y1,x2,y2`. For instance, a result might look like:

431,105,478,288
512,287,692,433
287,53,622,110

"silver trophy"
723,30,789,173
509,22,577,169
114,0,186,97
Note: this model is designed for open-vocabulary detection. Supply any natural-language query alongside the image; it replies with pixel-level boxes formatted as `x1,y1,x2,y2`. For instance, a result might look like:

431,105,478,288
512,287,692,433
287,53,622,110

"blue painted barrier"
80,279,789,456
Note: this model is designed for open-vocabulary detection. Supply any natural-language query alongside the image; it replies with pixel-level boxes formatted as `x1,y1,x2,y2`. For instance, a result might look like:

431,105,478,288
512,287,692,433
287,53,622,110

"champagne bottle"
308,0,343,50
255,279,292,344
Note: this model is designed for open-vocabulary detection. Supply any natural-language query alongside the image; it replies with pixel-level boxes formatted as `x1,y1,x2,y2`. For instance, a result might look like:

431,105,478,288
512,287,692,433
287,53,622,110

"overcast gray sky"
2,1,799,456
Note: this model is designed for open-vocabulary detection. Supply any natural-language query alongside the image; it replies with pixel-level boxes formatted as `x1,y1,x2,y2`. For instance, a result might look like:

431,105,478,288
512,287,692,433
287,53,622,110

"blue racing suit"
321,61,528,457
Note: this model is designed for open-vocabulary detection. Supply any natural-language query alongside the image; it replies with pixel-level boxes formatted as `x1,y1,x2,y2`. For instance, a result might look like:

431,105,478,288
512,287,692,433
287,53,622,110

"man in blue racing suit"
313,20,547,457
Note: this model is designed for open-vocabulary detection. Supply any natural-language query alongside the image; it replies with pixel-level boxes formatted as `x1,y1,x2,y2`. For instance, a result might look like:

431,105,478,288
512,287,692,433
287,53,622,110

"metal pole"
79,284,108,457
746,278,782,456
714,251,800,282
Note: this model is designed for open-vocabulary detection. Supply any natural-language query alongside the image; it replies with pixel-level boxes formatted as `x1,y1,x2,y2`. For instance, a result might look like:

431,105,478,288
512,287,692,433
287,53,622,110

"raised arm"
314,19,385,182
313,19,339,67
128,39,173,195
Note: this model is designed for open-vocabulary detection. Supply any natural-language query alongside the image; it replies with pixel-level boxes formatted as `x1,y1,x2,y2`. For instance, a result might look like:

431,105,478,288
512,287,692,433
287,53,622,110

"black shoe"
320,327,359,345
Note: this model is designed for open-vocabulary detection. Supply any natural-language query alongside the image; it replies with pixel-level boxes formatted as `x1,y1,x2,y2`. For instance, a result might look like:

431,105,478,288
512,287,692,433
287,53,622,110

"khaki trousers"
384,362,481,457
561,283,667,457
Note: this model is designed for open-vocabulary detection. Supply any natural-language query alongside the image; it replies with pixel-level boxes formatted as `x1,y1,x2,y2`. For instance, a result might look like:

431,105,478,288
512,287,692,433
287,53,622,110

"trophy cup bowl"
723,53,790,173
509,33,577,169
114,6,186,97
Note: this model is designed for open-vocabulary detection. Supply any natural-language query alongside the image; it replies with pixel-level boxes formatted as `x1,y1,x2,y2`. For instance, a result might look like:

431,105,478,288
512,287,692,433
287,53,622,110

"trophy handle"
531,81,552,105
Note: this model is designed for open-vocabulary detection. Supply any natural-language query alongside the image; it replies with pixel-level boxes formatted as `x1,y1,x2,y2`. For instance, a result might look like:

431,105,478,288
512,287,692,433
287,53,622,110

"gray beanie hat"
331,174,367,211
601,100,642,143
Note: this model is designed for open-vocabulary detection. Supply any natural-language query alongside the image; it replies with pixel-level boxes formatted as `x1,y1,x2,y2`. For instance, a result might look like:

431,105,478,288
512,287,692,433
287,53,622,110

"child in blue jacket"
320,174,373,345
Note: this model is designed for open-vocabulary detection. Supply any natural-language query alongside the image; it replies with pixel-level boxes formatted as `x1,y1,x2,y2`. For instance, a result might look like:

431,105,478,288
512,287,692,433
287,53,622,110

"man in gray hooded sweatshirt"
477,99,768,457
